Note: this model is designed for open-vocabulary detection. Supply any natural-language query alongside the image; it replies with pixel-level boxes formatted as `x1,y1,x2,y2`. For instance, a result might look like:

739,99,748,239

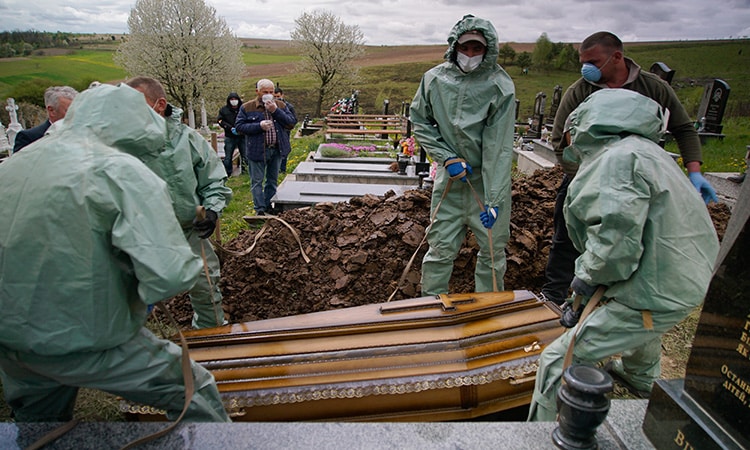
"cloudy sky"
1,0,749,45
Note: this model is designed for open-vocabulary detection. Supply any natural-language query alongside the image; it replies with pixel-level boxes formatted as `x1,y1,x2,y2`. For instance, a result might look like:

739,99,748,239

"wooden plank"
325,121,404,126
326,114,402,119
326,128,404,135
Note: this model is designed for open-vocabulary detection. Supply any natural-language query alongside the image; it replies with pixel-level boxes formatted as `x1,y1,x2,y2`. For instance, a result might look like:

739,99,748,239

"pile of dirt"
160,167,732,328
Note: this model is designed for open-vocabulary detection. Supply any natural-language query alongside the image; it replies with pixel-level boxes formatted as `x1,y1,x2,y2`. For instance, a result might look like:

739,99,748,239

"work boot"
603,359,651,399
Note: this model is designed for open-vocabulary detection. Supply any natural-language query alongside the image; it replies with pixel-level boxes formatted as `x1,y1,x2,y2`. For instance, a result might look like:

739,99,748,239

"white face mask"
230,99,239,107
457,52,483,72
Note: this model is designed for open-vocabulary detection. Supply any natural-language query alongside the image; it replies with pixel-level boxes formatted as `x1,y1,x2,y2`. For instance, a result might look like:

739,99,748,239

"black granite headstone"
642,176,750,449
649,62,676,85
547,85,563,126
529,92,546,138
696,79,730,135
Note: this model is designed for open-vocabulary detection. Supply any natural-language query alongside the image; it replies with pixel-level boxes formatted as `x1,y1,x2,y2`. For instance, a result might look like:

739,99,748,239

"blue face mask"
580,54,613,82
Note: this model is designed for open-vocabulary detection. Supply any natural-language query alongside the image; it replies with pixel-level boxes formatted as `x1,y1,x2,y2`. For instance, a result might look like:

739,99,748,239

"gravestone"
649,62,676,85
5,98,22,152
199,98,210,135
642,178,750,449
696,79,730,136
546,85,562,126
527,92,546,139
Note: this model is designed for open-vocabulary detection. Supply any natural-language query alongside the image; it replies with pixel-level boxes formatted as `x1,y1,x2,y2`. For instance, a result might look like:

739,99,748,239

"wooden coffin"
126,290,563,422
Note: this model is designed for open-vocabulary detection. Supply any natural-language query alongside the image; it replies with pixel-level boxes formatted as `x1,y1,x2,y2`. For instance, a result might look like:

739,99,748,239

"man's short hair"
125,76,167,104
580,31,623,53
44,86,78,108
256,79,274,90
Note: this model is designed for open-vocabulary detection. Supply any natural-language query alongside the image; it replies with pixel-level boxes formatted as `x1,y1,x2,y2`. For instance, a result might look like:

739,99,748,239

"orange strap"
563,286,606,370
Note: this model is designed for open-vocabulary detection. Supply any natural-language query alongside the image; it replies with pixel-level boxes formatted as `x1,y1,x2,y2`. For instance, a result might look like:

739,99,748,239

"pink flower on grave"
399,136,418,157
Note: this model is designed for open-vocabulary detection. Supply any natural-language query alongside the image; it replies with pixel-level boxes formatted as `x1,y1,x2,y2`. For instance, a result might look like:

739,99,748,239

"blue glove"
688,172,718,204
231,127,239,135
480,206,499,229
571,276,597,298
444,157,473,182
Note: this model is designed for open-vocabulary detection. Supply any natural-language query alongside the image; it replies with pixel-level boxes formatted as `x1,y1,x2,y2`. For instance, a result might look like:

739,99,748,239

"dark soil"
158,166,732,328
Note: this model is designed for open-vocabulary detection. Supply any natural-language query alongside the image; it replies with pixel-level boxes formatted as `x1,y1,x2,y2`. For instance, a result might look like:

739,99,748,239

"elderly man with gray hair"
234,78,297,215
12,85,78,153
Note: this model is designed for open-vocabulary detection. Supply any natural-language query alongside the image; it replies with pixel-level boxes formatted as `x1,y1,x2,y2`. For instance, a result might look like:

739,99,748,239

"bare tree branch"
290,10,364,117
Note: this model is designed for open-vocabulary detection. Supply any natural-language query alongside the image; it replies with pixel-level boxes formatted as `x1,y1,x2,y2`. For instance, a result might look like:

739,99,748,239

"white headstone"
199,98,210,134
5,98,23,153
0,121,11,155
187,100,196,129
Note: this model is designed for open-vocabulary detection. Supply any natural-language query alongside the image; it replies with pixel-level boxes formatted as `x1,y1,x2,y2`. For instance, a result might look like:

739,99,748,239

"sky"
1,0,749,45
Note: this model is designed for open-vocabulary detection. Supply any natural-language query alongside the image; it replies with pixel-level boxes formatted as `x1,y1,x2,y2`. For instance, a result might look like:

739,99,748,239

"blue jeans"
249,146,281,214
222,134,244,176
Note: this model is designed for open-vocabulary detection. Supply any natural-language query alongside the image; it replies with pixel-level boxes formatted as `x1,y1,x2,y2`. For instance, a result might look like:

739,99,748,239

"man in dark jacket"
12,86,77,153
217,92,244,177
235,79,296,215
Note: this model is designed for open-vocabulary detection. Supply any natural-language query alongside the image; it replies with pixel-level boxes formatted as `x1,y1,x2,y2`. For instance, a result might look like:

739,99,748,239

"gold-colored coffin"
135,290,563,421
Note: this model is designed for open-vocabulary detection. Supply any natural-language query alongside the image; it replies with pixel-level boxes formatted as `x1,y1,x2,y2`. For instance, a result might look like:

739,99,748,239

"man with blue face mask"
411,15,516,295
539,31,718,308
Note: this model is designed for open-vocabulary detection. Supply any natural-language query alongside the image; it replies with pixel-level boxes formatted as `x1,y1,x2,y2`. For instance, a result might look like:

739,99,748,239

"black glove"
193,209,218,239
571,276,597,298
559,302,582,328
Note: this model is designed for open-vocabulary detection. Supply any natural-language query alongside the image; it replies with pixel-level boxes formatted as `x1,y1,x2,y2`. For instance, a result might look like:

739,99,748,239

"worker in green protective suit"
410,14,516,295
527,89,719,421
125,77,233,329
0,83,230,422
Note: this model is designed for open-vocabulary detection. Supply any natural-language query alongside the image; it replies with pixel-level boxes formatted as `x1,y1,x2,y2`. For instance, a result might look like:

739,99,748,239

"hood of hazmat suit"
562,89,719,312
0,83,202,355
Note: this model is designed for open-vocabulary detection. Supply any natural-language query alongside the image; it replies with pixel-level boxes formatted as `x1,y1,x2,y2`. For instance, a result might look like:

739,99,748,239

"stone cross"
5,98,23,153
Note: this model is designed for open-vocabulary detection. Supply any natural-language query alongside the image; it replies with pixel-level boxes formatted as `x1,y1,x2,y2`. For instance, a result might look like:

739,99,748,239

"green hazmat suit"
0,83,229,422
126,103,233,329
527,89,719,421
410,14,516,294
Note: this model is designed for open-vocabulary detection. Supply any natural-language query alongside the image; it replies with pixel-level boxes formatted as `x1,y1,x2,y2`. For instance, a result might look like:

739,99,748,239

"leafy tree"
554,43,580,71
498,43,516,65
532,33,555,71
290,10,365,117
114,0,244,116
517,52,533,73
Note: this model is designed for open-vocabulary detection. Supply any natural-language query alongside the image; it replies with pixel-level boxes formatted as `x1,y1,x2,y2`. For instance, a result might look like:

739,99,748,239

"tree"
517,52,533,73
498,43,516,66
532,33,555,71
554,43,579,71
290,10,365,117
114,0,244,117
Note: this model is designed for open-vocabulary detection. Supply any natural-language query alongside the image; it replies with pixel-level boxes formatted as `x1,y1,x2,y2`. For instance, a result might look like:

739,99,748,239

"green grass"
0,49,127,99
241,51,300,66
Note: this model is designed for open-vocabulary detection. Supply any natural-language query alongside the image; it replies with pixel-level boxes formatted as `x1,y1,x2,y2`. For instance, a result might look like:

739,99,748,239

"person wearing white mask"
410,15,516,295
217,92,245,177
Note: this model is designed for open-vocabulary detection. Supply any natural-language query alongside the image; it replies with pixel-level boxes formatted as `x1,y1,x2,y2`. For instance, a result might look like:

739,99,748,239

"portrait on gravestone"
696,79,730,135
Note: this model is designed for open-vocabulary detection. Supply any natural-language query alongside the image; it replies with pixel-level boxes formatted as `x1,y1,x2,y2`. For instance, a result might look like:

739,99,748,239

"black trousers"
541,174,580,304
